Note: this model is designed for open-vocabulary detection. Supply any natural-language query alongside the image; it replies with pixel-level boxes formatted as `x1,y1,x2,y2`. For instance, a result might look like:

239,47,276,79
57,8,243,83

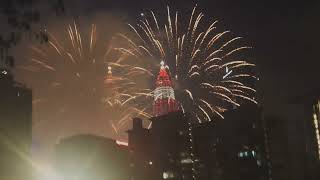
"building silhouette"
193,104,267,180
0,55,32,180
128,104,268,180
287,92,320,180
127,118,153,180
126,58,269,180
262,114,290,180
128,112,195,180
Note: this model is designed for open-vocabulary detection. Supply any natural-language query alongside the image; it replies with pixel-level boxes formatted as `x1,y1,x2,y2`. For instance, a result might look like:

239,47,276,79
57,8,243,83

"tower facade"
312,99,320,160
104,65,121,106
104,66,114,85
153,61,180,117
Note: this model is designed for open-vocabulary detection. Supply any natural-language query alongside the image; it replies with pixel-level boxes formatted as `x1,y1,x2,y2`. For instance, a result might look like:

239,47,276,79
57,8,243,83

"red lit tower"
153,61,180,116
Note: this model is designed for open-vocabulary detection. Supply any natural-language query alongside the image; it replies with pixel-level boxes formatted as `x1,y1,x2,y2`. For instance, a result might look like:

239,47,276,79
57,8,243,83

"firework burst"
116,5,258,123
104,64,153,132
17,21,149,135
18,22,107,113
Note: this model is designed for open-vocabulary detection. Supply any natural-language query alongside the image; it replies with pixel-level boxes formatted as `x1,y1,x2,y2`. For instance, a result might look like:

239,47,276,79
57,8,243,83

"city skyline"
0,1,319,180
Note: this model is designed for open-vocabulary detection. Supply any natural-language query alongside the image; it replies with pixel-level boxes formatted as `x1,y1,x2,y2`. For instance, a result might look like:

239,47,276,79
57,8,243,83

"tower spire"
105,66,114,85
153,61,180,116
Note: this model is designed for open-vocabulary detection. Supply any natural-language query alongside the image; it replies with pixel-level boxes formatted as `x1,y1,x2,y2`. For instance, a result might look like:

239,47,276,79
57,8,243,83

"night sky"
7,0,320,164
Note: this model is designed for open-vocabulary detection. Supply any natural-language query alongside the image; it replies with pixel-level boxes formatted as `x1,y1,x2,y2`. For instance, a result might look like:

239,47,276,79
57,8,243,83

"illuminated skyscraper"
312,100,320,159
104,65,130,137
153,61,180,116
104,65,121,106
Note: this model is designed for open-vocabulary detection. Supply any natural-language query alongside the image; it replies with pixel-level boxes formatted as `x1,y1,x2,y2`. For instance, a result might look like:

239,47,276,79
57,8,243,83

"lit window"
238,152,244,158
257,160,261,166
181,158,193,164
252,150,256,157
149,161,153,165
163,172,168,179
163,171,174,179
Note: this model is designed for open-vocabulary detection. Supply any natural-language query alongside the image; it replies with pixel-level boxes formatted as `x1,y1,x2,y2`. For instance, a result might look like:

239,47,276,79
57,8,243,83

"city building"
0,54,32,180
54,134,130,180
193,104,267,180
287,92,320,180
128,104,267,180
127,59,267,180
128,112,196,180
262,114,290,180
153,61,180,116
